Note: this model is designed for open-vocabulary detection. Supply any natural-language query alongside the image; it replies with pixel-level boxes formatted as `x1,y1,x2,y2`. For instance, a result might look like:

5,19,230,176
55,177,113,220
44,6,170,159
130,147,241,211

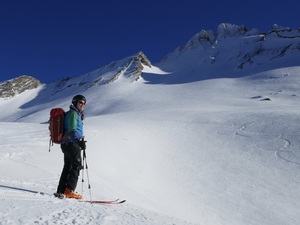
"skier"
54,95,87,199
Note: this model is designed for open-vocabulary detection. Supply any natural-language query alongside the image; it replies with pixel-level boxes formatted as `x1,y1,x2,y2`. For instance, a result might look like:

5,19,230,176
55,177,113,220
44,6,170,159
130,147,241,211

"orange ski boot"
64,187,82,199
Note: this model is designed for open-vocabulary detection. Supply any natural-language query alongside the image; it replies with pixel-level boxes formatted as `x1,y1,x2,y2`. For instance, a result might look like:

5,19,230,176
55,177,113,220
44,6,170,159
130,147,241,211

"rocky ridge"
0,75,42,99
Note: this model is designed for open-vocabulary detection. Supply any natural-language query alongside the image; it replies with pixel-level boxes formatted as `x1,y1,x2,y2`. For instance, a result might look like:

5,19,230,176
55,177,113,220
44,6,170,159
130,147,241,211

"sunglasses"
78,101,86,105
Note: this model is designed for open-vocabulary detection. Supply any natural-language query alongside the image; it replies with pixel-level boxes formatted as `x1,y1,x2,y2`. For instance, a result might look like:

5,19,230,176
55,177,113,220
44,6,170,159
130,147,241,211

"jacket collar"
70,104,83,115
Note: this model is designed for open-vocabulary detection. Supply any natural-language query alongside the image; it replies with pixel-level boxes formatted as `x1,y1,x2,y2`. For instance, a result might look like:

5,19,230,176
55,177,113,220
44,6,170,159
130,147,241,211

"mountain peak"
160,23,300,78
0,75,42,99
41,51,152,98
217,23,248,38
168,23,249,54
119,51,152,81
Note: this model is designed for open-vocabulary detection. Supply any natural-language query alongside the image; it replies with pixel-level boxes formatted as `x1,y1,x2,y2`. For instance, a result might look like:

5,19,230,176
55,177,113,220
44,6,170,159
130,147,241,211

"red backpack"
49,108,65,151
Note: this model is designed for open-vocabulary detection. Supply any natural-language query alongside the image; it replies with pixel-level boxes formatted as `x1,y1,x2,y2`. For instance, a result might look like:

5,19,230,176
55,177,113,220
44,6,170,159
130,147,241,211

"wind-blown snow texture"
1,23,300,225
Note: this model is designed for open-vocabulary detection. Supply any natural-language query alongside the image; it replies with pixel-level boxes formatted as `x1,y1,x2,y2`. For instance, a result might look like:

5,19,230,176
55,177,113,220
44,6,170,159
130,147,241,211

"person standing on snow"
54,95,87,199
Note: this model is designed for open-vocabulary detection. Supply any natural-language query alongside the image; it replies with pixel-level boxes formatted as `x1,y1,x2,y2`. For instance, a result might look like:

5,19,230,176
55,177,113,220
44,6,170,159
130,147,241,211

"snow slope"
1,24,300,224
1,66,300,224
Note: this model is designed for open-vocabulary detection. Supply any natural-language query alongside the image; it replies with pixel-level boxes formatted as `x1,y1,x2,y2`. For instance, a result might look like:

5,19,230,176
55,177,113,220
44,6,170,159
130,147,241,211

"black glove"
78,139,86,150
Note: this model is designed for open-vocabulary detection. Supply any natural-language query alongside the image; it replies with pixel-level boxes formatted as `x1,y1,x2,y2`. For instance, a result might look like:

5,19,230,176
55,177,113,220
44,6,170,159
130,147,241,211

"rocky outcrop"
122,51,152,81
0,75,42,98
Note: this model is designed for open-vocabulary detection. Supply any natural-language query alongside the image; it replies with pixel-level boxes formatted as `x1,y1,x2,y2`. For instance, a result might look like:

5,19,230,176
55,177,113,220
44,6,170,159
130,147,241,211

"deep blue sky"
1,0,299,83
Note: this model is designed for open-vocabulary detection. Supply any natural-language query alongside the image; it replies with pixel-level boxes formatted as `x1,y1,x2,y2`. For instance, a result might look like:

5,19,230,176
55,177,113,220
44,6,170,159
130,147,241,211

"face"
76,100,86,112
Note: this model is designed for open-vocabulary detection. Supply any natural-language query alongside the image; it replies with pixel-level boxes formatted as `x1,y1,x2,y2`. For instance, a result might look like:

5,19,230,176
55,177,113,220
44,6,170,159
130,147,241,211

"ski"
81,199,126,204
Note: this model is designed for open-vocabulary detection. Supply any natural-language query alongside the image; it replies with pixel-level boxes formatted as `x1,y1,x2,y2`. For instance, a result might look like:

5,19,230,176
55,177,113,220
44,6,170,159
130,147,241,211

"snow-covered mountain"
1,23,299,121
0,23,300,225
157,23,300,83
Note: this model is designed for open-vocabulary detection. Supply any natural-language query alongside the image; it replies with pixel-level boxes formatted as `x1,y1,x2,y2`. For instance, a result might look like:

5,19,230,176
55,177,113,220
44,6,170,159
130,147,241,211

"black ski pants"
57,142,82,193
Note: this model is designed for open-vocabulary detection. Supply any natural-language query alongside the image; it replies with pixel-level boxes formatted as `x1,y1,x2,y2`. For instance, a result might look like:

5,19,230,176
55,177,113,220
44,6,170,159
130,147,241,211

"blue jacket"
62,105,84,143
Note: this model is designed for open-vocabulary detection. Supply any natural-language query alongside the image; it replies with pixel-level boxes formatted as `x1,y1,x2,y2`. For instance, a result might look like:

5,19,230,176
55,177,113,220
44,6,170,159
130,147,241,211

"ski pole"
81,153,85,197
83,148,93,202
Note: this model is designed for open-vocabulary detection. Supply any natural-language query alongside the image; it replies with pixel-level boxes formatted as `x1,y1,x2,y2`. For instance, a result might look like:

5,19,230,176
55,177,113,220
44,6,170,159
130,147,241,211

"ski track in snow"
217,116,300,165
